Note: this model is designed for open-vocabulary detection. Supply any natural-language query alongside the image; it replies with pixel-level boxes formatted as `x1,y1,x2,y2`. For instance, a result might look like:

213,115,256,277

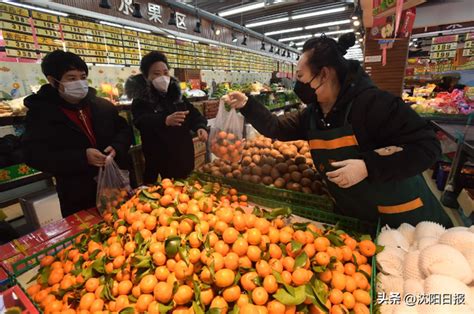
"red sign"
432,35,459,44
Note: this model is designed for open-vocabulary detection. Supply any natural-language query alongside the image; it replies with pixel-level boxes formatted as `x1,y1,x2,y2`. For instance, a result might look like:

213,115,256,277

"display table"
431,121,474,209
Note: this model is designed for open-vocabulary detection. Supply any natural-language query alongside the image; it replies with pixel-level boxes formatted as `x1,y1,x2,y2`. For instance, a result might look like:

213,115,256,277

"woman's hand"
86,148,106,167
326,159,368,188
166,111,189,127
222,91,248,109
197,128,208,142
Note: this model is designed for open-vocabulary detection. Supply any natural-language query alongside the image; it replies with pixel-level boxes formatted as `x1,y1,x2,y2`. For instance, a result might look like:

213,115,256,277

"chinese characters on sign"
118,0,133,16
377,292,466,306
176,12,186,30
147,3,162,24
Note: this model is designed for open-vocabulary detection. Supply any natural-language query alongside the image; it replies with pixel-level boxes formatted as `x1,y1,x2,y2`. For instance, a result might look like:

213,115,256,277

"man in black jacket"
22,51,132,217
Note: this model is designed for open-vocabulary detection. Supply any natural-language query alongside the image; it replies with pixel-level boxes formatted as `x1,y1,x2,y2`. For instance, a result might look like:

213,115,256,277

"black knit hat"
140,51,169,77
41,50,88,80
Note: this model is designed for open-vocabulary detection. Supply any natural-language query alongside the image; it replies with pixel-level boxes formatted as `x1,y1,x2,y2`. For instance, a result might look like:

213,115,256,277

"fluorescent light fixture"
264,27,303,36
95,63,123,67
218,2,265,17
305,19,351,30
176,36,198,43
352,15,358,20
315,29,353,36
246,17,289,28
353,20,360,27
2,1,69,16
124,26,151,33
292,6,346,20
358,38,363,42
100,21,123,28
167,35,176,39
411,26,474,38
297,47,303,51
295,41,305,46
279,34,313,42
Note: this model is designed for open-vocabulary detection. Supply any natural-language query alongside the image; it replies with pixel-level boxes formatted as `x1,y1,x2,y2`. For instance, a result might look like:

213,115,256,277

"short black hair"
140,51,169,77
41,50,88,81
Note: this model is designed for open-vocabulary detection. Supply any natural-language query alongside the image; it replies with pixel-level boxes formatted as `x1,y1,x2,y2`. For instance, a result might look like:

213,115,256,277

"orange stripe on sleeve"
309,135,358,150
377,198,424,214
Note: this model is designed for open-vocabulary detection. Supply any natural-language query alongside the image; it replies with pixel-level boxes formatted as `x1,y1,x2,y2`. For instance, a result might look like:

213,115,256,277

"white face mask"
152,75,170,93
58,80,89,101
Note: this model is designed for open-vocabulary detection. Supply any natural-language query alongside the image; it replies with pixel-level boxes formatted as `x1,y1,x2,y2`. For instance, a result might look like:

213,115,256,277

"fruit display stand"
194,171,334,213
10,179,380,314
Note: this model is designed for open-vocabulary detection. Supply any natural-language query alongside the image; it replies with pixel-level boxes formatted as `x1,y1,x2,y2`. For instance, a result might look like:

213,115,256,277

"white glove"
222,91,248,109
326,159,368,189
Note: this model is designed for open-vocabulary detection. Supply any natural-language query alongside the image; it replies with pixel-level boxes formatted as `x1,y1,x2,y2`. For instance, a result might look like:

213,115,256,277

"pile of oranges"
25,179,376,314
210,131,244,163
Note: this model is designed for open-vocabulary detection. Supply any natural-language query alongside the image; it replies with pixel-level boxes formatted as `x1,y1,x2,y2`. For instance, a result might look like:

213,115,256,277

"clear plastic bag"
209,99,245,163
96,156,132,214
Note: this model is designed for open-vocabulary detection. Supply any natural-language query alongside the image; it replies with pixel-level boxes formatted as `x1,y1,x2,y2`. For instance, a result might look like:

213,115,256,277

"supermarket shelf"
419,113,473,124
0,172,52,193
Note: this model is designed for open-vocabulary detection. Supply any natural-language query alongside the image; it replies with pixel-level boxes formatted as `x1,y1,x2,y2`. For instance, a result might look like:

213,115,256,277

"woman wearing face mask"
127,51,208,184
224,33,453,228
22,50,132,217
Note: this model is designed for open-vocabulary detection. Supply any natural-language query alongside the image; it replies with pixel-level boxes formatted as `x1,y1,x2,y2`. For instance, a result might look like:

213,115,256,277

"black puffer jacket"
241,60,441,183
22,84,132,216
126,75,207,183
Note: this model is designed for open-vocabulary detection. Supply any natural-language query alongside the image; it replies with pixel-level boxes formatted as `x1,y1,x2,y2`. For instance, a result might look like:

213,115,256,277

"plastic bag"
209,99,245,163
96,156,132,214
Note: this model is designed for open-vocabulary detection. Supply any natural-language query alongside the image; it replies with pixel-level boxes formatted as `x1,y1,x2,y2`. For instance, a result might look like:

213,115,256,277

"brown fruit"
242,157,252,166
288,165,299,173
302,187,312,194
232,170,242,179
231,162,240,170
270,168,281,180
225,173,234,179
275,155,285,163
261,164,272,176
212,170,223,177
251,166,262,176
251,175,261,184
252,155,262,165
289,182,302,192
274,178,285,188
286,159,295,166
290,171,302,182
311,181,323,194
275,163,288,174
270,149,280,158
298,164,309,172
242,174,251,182
302,169,315,179
299,147,309,155
266,157,276,167
262,176,273,186
295,156,306,165
283,173,291,182
242,167,251,175
301,178,312,187
222,165,232,174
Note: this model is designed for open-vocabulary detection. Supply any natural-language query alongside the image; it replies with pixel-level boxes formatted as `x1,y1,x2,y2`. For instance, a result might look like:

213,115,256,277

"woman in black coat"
224,34,453,228
22,51,132,217
127,51,208,184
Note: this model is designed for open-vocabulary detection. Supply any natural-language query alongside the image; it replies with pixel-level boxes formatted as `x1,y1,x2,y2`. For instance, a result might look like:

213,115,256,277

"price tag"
38,44,60,53
2,30,34,43
465,41,473,49
5,48,37,59
5,40,36,50
430,50,457,59
122,29,137,36
0,12,29,24
59,17,84,27
463,48,474,57
0,4,29,16
105,38,122,46
33,20,60,30
0,21,31,33
36,28,61,38
32,11,59,22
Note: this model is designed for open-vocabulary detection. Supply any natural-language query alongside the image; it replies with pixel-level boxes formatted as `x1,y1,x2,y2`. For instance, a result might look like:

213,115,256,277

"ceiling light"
194,20,201,33
242,35,247,46
124,26,151,33
292,6,346,20
168,11,177,26
352,15,359,20
353,20,360,27
218,2,265,17
316,29,353,36
279,34,313,42
215,29,221,35
100,21,123,28
232,33,238,42
131,3,142,18
246,17,289,28
264,27,303,36
297,47,302,51
99,0,111,9
305,19,351,30
2,1,69,16
356,31,361,35
295,41,305,46
167,35,176,39
261,42,266,51
358,38,363,42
